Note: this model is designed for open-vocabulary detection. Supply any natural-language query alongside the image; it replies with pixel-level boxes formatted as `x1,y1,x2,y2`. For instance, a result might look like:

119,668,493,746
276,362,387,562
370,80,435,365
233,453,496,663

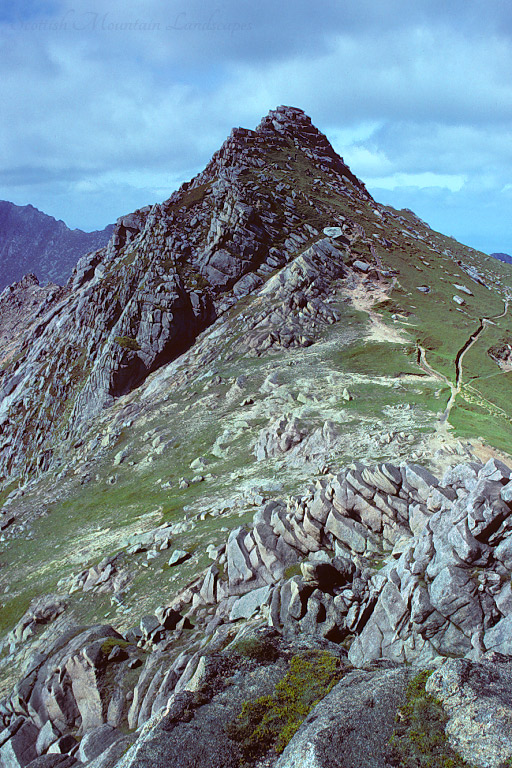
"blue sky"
1,0,512,256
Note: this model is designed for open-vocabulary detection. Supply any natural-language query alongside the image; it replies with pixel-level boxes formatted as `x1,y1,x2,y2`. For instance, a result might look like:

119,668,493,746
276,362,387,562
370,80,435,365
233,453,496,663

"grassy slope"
1,134,511,691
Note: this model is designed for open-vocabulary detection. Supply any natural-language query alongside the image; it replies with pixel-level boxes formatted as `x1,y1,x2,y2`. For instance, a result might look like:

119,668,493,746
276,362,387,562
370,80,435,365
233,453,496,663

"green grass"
370,223,507,387
0,591,34,636
336,341,419,377
448,402,512,457
389,670,475,768
231,635,280,663
226,650,343,763
114,336,141,351
0,401,268,644
362,216,512,450
100,637,131,655
457,315,512,418
283,563,303,580
0,479,20,508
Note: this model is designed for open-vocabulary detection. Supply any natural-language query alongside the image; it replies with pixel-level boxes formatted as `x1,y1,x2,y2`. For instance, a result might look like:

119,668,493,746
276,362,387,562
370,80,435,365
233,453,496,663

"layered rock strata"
0,106,370,482
3,457,512,766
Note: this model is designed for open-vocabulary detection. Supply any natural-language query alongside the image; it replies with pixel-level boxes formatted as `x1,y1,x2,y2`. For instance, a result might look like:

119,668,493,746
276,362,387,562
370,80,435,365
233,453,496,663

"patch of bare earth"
346,277,411,344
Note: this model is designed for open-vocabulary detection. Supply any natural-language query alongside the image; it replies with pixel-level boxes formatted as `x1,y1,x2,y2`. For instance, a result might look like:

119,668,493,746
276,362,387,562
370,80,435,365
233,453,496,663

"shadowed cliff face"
0,105,511,487
0,106,372,481
0,274,65,369
0,201,113,290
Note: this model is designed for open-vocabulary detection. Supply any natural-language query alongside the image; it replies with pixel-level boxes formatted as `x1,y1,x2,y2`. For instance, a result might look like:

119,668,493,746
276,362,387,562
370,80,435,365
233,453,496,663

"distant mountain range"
0,201,113,291
491,252,512,264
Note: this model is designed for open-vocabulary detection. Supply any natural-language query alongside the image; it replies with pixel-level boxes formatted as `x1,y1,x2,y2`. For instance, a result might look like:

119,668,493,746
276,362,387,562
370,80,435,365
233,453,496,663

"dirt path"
351,280,509,461
349,277,411,345
419,299,509,425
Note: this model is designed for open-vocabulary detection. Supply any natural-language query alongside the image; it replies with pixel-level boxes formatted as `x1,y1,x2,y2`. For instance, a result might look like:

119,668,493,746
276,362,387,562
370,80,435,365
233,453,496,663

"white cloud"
366,172,466,192
0,0,511,254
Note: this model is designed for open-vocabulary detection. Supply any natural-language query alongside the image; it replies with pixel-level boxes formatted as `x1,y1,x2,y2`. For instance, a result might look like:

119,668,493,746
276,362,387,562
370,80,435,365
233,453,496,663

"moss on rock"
226,649,342,764
389,670,475,768
114,336,141,351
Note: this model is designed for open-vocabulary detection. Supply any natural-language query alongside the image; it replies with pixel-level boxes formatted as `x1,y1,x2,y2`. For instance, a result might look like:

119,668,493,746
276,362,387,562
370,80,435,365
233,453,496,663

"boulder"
501,481,512,503
35,721,60,755
47,735,77,755
322,226,344,238
168,550,190,567
26,756,77,768
426,656,512,768
226,529,254,590
275,667,413,768
139,616,161,640
0,717,39,768
199,565,220,604
65,654,105,732
253,415,307,460
229,586,272,621
83,736,135,768
78,724,121,763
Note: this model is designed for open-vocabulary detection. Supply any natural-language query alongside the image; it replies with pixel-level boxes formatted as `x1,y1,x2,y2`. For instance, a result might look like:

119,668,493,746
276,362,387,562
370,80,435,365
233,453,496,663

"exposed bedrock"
3,457,512,766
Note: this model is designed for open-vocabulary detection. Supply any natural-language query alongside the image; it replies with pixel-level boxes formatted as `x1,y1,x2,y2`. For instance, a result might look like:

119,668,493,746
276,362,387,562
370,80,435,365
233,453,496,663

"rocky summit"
0,105,512,768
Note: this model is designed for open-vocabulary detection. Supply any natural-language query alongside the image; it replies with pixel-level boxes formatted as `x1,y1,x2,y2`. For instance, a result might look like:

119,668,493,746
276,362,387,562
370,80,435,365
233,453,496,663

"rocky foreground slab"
2,456,512,766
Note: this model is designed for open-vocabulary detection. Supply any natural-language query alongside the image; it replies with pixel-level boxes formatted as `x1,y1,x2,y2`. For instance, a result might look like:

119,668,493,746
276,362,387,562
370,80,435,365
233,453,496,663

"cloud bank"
1,0,511,254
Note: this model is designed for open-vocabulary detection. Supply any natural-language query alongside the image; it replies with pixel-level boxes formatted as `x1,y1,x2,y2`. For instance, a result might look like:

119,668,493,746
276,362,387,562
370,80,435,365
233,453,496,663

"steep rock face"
0,274,64,368
0,201,113,290
3,458,512,767
192,457,512,667
0,106,371,481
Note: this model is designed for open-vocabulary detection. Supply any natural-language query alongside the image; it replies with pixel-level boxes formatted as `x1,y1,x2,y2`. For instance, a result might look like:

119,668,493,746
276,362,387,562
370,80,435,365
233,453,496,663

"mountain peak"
2,106,512,768
255,104,311,132
194,105,370,200
0,201,113,290
2,104,506,487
